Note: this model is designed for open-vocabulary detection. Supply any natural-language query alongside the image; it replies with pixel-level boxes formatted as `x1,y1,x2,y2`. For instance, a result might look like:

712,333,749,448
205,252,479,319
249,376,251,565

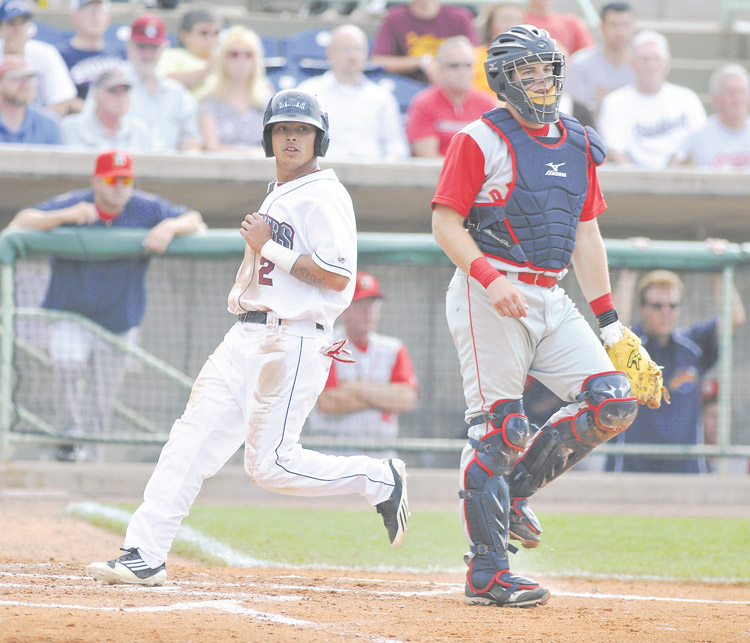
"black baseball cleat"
376,458,410,548
86,548,167,586
464,572,550,608
509,498,542,549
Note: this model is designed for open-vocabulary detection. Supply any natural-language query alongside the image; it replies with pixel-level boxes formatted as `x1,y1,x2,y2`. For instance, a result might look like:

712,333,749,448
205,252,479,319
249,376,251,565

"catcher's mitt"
605,327,670,409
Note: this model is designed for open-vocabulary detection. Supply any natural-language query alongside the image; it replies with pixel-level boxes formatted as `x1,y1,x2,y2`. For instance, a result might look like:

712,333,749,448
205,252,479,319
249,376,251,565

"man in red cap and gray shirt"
308,272,419,455
125,14,200,153
8,149,205,461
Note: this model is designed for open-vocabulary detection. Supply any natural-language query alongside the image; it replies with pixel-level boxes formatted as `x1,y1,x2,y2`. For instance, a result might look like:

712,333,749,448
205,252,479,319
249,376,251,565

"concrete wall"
2,147,749,240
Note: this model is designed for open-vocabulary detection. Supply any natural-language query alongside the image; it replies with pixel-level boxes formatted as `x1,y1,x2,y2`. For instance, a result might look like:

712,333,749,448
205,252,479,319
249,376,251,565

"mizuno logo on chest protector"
545,162,566,177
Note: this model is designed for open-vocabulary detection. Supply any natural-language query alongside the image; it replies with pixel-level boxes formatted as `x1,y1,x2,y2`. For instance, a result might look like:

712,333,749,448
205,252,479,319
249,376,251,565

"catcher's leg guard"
460,401,548,607
510,372,637,499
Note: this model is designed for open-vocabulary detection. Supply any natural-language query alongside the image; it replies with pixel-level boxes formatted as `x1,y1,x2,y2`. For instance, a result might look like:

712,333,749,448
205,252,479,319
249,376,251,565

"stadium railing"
1,228,749,471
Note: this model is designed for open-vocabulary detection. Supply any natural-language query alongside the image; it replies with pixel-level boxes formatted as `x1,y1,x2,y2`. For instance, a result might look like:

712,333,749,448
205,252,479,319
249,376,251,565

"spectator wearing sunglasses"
7,149,205,463
197,25,272,153
606,244,746,474
156,6,220,100
60,66,152,151
125,14,201,153
406,36,497,158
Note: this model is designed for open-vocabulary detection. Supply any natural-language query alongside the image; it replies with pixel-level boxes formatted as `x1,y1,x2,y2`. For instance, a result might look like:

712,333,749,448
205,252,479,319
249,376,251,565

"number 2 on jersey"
259,258,274,285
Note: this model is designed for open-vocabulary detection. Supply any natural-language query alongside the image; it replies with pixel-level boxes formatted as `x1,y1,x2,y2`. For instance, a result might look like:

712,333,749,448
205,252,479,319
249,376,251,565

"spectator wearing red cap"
8,149,205,462
125,14,201,153
0,55,62,144
61,66,153,151
0,0,78,115
308,272,419,456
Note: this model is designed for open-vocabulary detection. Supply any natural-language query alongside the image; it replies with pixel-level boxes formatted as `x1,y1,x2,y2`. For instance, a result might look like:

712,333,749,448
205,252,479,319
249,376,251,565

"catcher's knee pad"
510,373,637,498
581,371,638,437
460,400,531,589
467,399,532,473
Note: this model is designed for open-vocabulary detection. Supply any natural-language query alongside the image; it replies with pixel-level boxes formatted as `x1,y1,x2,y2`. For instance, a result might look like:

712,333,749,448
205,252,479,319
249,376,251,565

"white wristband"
260,239,300,273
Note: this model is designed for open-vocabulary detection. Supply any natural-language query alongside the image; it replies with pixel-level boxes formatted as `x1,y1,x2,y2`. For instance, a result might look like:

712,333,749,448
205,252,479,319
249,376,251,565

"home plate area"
2,562,750,643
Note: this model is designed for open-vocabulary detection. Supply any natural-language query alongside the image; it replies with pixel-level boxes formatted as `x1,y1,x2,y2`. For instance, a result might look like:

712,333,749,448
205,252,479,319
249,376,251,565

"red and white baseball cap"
129,14,167,45
94,150,133,179
352,272,384,303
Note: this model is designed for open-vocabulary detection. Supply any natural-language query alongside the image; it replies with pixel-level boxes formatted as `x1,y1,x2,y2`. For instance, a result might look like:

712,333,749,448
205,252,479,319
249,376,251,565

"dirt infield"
2,494,749,643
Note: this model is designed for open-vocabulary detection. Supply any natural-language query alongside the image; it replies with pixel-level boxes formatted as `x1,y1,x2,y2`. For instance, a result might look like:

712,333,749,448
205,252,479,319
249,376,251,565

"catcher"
431,25,667,607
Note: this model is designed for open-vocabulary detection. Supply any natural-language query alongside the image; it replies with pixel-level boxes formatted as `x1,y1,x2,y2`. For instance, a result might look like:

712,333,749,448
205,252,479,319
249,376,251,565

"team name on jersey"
261,213,295,249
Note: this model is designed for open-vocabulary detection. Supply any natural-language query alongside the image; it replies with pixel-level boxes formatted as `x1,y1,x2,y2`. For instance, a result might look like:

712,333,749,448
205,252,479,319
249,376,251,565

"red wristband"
589,293,614,316
469,257,501,289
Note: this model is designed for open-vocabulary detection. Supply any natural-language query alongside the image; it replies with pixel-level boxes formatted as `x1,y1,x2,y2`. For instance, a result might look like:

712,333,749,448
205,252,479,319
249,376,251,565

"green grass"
99,505,750,583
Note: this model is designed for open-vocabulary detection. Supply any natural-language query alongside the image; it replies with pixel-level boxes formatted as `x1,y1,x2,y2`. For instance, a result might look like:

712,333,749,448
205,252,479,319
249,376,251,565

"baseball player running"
87,89,409,586
431,25,639,607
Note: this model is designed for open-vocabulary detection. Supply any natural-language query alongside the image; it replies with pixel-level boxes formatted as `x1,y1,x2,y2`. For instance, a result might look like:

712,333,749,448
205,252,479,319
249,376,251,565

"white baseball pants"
125,321,396,568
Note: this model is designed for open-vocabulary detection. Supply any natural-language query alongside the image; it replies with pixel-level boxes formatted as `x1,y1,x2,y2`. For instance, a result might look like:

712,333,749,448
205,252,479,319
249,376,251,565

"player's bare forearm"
432,205,482,272
291,255,348,291
571,218,612,302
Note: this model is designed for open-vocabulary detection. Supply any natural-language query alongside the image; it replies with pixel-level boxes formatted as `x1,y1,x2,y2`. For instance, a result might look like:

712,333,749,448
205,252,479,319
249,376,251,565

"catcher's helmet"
485,25,565,124
261,89,330,158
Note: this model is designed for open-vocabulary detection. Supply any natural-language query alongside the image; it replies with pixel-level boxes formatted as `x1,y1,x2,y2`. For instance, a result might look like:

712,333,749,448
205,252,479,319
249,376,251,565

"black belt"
238,310,323,331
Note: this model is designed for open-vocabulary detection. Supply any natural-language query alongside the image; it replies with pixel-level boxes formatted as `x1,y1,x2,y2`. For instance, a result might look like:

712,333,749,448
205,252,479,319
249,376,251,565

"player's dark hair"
600,2,633,20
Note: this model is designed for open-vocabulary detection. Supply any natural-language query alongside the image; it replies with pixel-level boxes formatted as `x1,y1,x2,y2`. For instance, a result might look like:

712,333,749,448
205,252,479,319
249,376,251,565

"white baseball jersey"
123,167,398,569
227,168,357,334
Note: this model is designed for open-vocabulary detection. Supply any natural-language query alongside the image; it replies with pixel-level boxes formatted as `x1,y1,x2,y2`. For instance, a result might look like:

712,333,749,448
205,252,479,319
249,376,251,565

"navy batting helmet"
261,89,330,158
485,25,565,124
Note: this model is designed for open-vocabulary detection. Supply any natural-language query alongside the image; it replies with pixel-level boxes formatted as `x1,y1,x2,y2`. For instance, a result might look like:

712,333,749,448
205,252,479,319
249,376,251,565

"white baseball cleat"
376,458,410,548
87,548,167,586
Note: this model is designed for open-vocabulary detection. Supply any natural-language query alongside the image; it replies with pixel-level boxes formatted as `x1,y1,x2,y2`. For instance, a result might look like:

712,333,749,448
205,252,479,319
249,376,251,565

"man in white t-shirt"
677,64,750,171
297,24,409,162
0,0,77,115
597,29,706,169
566,2,636,118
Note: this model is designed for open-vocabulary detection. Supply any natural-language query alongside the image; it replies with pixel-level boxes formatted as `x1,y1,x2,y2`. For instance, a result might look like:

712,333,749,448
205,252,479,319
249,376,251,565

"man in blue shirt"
8,149,205,461
0,56,61,144
59,0,127,106
607,261,745,473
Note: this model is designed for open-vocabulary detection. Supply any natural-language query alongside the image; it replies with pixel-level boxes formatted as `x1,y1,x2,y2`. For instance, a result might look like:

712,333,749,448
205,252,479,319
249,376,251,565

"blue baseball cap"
0,0,32,22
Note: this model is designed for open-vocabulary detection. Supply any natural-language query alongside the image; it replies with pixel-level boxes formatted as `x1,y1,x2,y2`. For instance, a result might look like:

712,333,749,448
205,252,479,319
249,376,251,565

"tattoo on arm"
291,264,327,287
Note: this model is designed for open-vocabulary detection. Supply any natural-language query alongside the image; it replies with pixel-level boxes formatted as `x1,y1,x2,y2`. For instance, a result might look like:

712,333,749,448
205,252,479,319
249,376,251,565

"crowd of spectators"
0,0,748,169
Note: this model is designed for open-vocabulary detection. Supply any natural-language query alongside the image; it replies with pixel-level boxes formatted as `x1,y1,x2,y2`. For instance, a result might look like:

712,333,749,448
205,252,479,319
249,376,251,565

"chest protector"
467,109,606,272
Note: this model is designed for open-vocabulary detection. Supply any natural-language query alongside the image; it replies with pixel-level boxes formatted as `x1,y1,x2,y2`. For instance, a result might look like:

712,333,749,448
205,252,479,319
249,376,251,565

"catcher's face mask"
503,53,565,124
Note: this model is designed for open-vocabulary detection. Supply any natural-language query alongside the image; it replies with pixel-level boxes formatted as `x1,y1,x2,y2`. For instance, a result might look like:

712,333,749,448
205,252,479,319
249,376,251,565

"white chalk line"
2,566,749,606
